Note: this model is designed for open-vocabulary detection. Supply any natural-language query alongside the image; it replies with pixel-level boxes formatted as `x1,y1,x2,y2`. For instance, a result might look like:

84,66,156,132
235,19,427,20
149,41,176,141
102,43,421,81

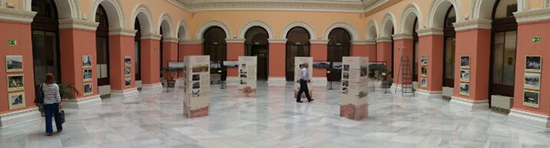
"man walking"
297,64,313,103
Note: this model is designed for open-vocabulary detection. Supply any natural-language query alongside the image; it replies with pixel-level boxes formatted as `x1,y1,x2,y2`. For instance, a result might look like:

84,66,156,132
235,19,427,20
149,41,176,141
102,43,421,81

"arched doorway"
327,28,351,81
412,18,419,82
31,0,61,88
160,27,164,77
490,0,518,97
443,7,457,87
285,27,310,81
245,27,269,80
134,19,142,81
203,27,227,79
95,5,110,87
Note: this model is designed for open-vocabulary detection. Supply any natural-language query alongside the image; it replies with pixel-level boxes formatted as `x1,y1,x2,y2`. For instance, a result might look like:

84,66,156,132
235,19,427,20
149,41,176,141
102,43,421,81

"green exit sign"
533,37,541,43
8,40,17,46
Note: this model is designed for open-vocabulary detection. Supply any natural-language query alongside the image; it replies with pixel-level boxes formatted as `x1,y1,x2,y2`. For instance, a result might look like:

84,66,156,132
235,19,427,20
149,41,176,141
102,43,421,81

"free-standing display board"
294,57,313,98
238,56,257,97
183,56,211,118
340,57,369,120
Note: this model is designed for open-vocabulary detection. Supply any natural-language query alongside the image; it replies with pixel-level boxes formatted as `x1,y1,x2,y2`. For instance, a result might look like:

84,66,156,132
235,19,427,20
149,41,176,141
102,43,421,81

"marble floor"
1,82,550,148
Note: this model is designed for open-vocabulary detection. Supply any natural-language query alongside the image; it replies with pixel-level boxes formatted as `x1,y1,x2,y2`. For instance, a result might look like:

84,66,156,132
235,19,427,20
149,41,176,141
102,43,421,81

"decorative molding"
111,88,139,98
0,107,40,128
509,109,550,128
416,28,444,36
163,37,179,43
91,0,125,28
399,3,423,34
109,28,137,37
392,33,413,40
322,22,360,41
59,18,99,31
415,89,443,99
352,40,376,45
281,21,316,40
195,20,232,40
158,12,175,38
226,38,246,43
427,0,461,28
141,33,162,40
63,95,102,109
268,38,287,44
0,8,36,23
179,39,203,45
310,39,329,44
453,19,492,31
238,20,275,39
187,1,366,13
514,8,550,24
375,37,392,43
450,96,489,110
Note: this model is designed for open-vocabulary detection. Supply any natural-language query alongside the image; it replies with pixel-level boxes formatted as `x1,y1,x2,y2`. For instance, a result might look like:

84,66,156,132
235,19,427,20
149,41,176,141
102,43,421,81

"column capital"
0,8,36,23
352,40,376,45
375,37,392,43
141,33,162,40
310,39,329,44
453,19,492,32
109,28,137,37
59,18,99,31
268,38,287,44
226,38,245,44
392,33,413,40
416,28,443,37
514,8,550,24
163,37,179,43
179,39,203,45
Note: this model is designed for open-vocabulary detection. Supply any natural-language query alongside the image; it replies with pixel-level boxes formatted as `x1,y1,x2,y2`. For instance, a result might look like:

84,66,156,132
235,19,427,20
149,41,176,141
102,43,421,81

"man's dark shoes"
308,99,314,102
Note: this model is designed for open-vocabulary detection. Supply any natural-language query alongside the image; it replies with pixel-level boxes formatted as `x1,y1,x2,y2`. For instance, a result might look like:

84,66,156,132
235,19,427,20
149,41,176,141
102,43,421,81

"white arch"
281,21,316,40
238,20,275,39
366,20,379,40
400,3,423,34
177,20,189,40
158,13,174,38
23,0,82,19
131,4,155,34
90,0,125,28
322,22,360,41
428,0,461,28
195,20,232,40
472,0,525,20
381,13,397,38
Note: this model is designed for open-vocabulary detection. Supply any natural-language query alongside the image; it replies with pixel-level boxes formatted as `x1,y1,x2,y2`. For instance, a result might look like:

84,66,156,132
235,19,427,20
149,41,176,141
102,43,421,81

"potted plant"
379,68,393,88
162,67,180,88
59,83,79,100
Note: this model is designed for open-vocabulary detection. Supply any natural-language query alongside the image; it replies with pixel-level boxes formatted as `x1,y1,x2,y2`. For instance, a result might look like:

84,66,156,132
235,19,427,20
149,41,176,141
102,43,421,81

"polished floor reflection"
1,82,550,148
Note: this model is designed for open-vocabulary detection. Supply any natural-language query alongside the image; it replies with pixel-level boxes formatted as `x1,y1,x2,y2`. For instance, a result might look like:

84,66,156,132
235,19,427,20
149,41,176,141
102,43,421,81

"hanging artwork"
8,92,25,110
459,82,470,96
421,77,428,88
421,56,428,65
460,69,470,82
525,56,542,73
82,55,92,68
6,55,23,72
7,74,24,92
83,83,93,95
124,77,131,87
83,69,93,82
523,90,540,108
460,56,470,69
524,73,540,90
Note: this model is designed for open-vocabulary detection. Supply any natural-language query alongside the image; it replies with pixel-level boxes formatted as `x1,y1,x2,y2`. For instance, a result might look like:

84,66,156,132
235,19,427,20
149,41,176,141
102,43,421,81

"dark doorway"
203,27,227,79
31,0,61,88
490,0,518,97
443,7,456,87
134,19,142,81
245,27,269,80
160,27,164,77
327,28,351,81
96,5,110,86
412,18,419,82
285,27,310,81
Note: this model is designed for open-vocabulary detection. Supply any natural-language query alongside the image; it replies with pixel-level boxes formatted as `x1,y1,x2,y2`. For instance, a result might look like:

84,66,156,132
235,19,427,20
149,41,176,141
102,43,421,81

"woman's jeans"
43,103,62,133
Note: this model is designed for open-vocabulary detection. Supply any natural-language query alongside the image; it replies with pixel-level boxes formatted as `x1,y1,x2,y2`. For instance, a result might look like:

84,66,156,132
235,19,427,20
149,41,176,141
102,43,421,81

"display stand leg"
221,81,226,89
327,81,333,90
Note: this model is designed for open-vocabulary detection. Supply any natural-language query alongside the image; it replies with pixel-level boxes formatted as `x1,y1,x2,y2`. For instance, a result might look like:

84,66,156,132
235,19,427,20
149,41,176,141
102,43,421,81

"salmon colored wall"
418,35,444,92
162,42,179,68
140,39,161,85
393,39,413,84
109,35,136,90
268,43,285,77
311,43,327,77
178,43,202,77
59,29,99,97
513,21,550,116
351,44,377,61
226,43,244,77
377,42,392,72
453,29,491,101
0,21,35,114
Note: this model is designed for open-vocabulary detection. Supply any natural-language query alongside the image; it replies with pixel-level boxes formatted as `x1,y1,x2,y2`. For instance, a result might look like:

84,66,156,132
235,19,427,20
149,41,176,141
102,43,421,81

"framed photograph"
7,74,24,92
523,90,540,108
83,83,93,95
342,87,348,95
525,56,542,73
461,56,470,69
83,69,93,82
192,81,200,89
82,55,92,68
421,66,428,76
6,55,23,72
460,69,470,82
8,92,25,110
524,73,540,90
313,62,330,69
332,62,342,70
459,83,470,96
124,56,131,66
192,74,200,81
343,64,350,71
192,89,200,97
223,61,238,68
124,77,131,87
421,56,428,65
421,77,428,88
342,72,349,79
124,66,131,76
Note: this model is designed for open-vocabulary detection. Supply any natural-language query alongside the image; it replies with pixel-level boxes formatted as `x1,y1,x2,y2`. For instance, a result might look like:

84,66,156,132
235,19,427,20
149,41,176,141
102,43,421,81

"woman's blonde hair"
45,73,56,84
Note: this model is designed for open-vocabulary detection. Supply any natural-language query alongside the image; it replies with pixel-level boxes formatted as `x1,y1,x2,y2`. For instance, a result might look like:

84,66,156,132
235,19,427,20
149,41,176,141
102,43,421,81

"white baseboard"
509,109,550,128
136,80,142,88
111,88,139,98
415,89,443,98
268,77,286,86
0,107,41,128
442,87,454,98
142,83,163,92
312,77,327,86
450,96,489,110
98,85,111,96
63,95,102,109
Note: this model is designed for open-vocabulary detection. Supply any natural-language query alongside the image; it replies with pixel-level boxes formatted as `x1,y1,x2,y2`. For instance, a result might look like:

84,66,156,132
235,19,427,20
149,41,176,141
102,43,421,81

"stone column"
392,33,414,88
161,37,179,79
140,34,162,91
376,37,392,76
267,39,287,86
226,38,245,84
310,39,328,86
108,28,139,98
450,19,492,110
351,40,377,61
415,28,444,98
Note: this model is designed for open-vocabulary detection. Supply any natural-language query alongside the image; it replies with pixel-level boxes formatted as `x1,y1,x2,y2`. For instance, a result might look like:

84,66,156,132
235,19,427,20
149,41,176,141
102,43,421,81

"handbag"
59,109,65,124
34,84,44,104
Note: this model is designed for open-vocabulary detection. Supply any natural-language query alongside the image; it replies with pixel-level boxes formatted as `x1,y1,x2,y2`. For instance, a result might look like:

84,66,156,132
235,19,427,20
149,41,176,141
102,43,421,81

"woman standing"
42,73,63,136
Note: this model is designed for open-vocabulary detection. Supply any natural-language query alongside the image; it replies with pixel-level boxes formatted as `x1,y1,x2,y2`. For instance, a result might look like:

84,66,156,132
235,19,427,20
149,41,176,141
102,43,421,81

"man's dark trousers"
297,79,312,102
